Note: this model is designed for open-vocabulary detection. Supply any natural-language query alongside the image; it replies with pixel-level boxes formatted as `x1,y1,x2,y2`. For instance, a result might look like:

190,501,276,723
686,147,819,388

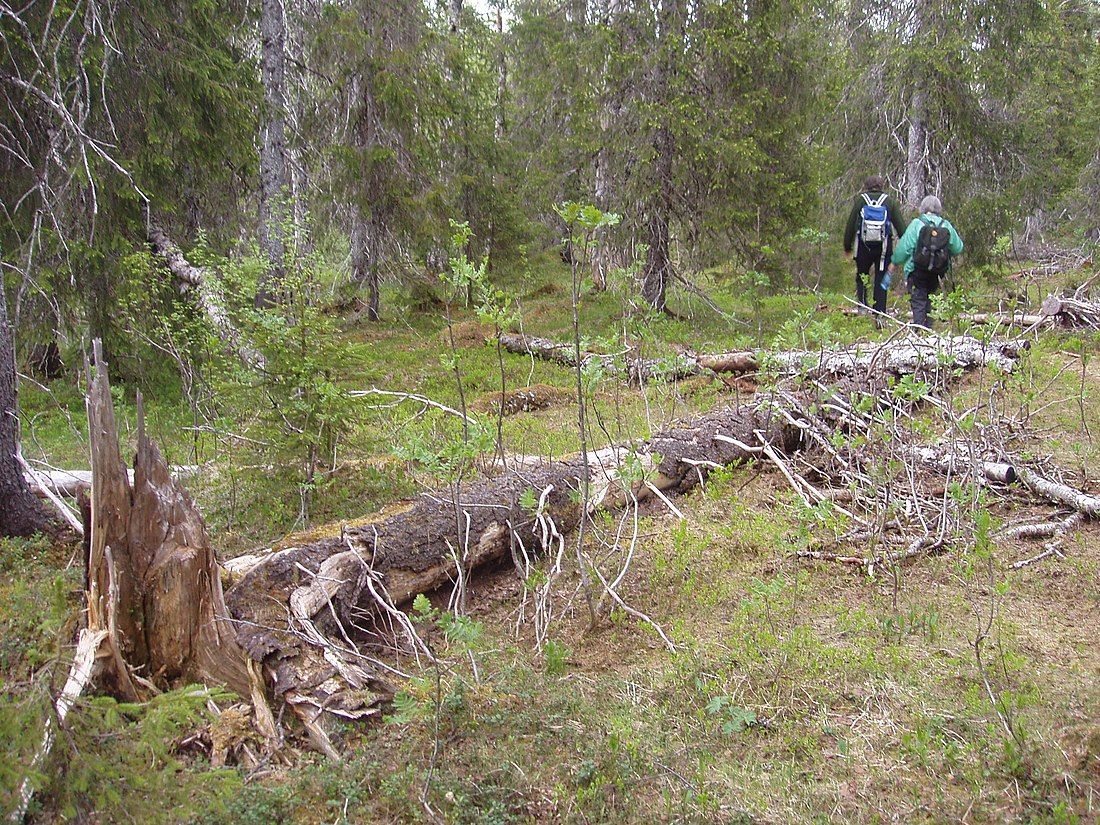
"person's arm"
887,197,906,238
890,219,917,269
843,199,860,254
946,220,964,256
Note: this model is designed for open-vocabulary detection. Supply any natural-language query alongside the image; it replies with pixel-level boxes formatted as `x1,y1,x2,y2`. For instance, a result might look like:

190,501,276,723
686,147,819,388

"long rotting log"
222,404,802,716
499,331,1025,382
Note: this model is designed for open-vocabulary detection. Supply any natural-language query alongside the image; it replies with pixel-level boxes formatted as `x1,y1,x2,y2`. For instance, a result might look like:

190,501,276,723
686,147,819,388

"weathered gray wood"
149,226,264,368
25,465,200,498
85,348,252,699
499,331,1026,383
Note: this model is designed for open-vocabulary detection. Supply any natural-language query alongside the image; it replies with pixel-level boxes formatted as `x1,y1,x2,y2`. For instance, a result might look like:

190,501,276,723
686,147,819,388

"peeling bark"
85,341,251,699
221,405,798,720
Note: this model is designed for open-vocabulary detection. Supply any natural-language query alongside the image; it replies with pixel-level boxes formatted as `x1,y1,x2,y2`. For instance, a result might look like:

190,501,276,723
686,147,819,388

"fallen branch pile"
35,328,1098,779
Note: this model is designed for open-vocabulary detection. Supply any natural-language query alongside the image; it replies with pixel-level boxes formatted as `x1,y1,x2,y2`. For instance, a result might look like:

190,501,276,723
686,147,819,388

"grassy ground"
3,249,1100,823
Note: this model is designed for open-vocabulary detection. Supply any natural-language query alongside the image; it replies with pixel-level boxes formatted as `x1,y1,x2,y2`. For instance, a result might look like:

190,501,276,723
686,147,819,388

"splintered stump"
84,342,251,700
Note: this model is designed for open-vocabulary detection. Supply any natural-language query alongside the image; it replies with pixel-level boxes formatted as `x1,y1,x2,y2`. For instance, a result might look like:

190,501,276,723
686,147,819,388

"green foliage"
541,639,572,676
704,695,758,736
176,233,365,531
42,686,240,822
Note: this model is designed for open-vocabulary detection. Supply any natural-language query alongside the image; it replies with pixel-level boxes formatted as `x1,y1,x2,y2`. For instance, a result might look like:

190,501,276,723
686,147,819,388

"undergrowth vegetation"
5,245,1100,823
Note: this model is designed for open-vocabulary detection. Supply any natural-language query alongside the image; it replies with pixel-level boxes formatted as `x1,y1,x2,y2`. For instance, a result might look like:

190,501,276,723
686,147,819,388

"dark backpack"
859,193,889,244
912,216,952,276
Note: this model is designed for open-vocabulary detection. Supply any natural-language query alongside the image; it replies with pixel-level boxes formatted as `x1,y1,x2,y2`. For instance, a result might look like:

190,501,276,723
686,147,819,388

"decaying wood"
1039,294,1100,330
80,341,254,702
223,405,801,714
1009,512,1085,569
497,332,708,382
958,311,1049,328
499,331,1026,383
1016,466,1100,518
15,451,84,535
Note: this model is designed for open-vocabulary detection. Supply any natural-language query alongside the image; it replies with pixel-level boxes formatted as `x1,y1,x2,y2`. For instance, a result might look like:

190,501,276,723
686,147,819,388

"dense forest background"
2,0,1098,361
3,2,1100,823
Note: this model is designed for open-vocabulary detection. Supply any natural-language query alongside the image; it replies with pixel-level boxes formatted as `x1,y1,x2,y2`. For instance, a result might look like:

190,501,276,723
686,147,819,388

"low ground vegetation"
3,247,1100,823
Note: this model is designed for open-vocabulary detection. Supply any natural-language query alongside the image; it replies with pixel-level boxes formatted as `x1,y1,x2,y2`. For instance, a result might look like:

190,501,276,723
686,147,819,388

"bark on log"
223,405,800,712
957,312,1049,328
1016,467,1100,518
497,332,708,382
1039,294,1100,330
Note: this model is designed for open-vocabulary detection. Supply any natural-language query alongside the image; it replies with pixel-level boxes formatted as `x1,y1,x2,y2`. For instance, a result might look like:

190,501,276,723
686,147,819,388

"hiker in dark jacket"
843,175,906,320
889,194,964,330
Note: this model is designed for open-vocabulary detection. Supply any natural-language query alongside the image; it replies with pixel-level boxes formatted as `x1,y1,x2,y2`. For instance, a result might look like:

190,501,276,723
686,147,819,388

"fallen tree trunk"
1039,294,1100,330
497,332,715,382
149,226,264,369
24,464,201,498
499,331,1025,382
222,404,803,730
958,311,1049,328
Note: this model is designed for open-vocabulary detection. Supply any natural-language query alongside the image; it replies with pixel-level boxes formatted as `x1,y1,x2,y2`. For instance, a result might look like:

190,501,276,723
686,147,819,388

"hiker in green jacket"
888,195,964,329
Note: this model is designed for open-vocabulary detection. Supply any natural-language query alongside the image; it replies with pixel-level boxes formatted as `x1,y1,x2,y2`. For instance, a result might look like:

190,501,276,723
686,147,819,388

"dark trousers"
909,282,935,329
855,241,889,315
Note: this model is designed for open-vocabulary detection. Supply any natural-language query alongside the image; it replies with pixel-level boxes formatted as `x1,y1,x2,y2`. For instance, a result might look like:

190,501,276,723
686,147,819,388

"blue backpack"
859,193,889,244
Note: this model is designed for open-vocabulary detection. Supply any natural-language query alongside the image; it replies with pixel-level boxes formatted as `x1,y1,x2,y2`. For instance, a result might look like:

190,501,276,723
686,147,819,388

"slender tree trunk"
351,67,383,323
495,9,506,140
590,0,628,292
351,212,382,322
256,0,290,308
640,0,681,312
905,88,928,207
449,0,463,33
641,122,674,312
0,273,49,538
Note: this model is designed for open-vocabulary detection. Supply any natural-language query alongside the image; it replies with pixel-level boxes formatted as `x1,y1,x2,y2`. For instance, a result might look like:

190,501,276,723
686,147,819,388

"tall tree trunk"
351,64,384,323
590,0,628,292
640,0,681,313
449,0,463,33
495,8,506,140
641,123,674,312
0,272,49,538
905,88,928,207
351,211,381,322
256,0,290,308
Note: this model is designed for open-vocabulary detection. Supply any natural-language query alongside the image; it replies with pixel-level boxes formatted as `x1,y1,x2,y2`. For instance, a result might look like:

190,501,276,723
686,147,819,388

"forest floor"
3,249,1100,824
